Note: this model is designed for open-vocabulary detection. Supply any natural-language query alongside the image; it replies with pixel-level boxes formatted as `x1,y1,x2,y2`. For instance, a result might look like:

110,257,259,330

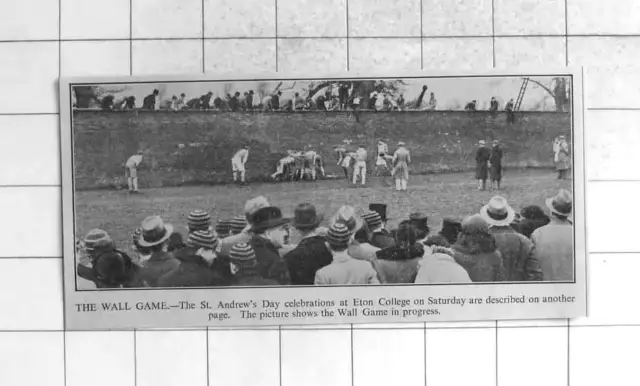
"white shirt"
393,147,411,163
232,149,249,163
126,154,143,168
377,143,388,154
355,148,367,162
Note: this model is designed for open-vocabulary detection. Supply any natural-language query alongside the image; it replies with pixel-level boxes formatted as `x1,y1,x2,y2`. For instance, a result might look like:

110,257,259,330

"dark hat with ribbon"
291,203,323,231
438,218,462,245
250,206,291,233
368,203,388,222
409,212,430,234
138,216,174,247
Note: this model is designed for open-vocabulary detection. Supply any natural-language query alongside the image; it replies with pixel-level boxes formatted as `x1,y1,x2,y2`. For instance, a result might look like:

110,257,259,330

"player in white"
314,153,326,178
392,141,411,191
125,150,144,194
303,147,319,180
231,145,249,184
271,150,297,180
352,145,368,185
375,140,391,175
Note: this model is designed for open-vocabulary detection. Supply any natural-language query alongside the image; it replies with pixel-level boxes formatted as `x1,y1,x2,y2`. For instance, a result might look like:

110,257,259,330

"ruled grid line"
3,1,640,386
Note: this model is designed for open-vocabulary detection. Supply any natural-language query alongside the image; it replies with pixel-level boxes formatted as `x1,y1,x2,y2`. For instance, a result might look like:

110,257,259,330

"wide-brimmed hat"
291,203,324,230
546,189,572,216
250,206,291,233
331,205,363,234
480,196,516,227
138,216,174,247
83,229,114,252
409,212,430,234
368,203,388,222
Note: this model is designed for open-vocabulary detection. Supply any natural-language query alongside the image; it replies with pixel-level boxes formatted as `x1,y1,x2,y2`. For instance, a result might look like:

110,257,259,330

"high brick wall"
72,110,571,190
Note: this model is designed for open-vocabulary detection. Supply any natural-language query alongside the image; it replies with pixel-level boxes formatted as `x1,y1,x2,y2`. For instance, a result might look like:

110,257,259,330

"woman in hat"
137,216,180,287
249,206,292,285
92,250,145,289
375,221,425,283
283,203,333,285
415,236,471,284
450,215,506,282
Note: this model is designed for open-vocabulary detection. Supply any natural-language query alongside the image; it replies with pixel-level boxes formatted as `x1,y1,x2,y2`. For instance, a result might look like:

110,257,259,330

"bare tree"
527,77,570,112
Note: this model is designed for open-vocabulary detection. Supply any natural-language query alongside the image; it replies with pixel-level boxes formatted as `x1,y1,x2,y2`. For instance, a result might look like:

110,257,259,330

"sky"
81,76,570,111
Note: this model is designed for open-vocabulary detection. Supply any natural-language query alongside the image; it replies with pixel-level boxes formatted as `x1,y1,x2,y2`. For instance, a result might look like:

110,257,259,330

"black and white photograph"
60,70,587,329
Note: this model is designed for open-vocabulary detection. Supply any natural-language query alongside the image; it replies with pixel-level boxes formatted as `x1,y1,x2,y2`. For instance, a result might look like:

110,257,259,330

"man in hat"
489,140,503,190
229,243,280,286
392,141,411,191
481,196,542,281
76,228,118,288
352,144,368,185
249,206,292,284
218,196,270,257
314,223,380,285
187,209,211,234
438,218,462,245
475,140,491,191
531,189,573,281
231,145,249,184
137,215,180,287
368,203,395,249
284,203,333,285
124,150,145,194
409,212,430,243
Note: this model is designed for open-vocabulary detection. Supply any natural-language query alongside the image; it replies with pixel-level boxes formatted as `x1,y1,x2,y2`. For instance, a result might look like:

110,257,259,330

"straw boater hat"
480,196,516,227
138,216,174,247
546,189,572,216
331,205,363,234
291,203,324,231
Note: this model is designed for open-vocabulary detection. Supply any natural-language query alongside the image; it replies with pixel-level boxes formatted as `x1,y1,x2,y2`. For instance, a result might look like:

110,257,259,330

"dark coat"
157,247,226,288
376,244,424,283
515,217,550,238
475,147,491,180
250,235,291,285
451,243,506,282
490,226,543,282
283,235,333,285
489,147,503,181
370,229,395,249
139,251,180,287
231,268,281,286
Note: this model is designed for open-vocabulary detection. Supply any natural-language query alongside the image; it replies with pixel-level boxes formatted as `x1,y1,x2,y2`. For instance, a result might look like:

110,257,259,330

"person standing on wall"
231,145,250,185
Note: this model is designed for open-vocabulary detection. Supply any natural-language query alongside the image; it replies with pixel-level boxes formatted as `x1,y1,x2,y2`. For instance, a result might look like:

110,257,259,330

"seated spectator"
315,223,380,285
531,190,574,281
284,203,333,285
451,215,506,282
376,221,424,283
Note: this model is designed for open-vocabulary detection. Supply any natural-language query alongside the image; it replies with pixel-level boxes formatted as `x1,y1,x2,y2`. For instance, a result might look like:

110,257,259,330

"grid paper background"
1,0,639,385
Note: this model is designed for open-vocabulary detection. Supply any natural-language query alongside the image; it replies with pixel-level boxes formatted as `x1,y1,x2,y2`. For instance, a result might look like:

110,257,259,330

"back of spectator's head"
93,251,135,288
167,232,186,252
424,235,450,248
395,221,418,249
188,209,211,233
331,205,363,235
327,223,352,252
214,218,233,238
520,205,547,221
361,210,382,231
245,196,270,223
230,216,248,235
353,221,372,243
187,230,219,251
229,242,258,270
83,229,115,256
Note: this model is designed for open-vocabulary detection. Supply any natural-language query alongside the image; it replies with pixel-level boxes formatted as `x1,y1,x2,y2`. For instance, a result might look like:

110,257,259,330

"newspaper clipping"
60,69,587,330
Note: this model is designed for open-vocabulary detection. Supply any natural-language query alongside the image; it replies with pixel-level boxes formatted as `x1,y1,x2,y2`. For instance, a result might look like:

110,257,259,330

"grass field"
75,168,572,254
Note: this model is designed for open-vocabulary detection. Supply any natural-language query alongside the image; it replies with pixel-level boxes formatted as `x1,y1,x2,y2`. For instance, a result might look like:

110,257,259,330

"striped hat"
229,242,257,268
188,209,211,232
230,216,248,233
361,211,382,229
326,223,352,250
187,230,219,250
214,218,233,235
